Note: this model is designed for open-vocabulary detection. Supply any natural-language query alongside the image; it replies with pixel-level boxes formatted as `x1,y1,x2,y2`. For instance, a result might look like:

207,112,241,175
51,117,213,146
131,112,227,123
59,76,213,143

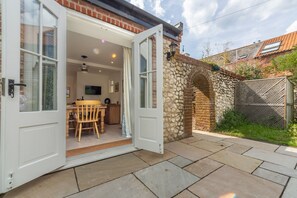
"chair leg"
94,122,100,139
75,122,79,137
78,123,82,142
93,123,96,135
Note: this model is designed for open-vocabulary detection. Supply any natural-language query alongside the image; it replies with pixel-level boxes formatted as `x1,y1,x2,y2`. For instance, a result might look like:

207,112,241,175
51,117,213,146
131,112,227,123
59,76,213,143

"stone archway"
184,67,216,136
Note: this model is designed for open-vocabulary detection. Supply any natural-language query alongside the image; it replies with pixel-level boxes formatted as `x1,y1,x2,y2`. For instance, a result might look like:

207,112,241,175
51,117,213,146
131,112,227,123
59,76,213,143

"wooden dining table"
66,105,107,137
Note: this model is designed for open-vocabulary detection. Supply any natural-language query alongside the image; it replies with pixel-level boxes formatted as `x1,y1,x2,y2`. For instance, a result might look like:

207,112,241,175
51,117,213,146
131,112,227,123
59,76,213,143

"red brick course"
56,0,145,34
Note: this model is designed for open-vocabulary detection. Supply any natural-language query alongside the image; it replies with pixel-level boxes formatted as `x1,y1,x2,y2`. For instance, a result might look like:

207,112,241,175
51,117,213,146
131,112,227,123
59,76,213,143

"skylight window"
238,54,248,60
261,41,281,54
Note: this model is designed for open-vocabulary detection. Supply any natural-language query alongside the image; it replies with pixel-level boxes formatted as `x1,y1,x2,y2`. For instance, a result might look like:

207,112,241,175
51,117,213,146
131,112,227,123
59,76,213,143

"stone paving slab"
253,167,288,186
260,162,297,178
244,148,297,168
209,150,262,173
180,137,201,144
174,190,198,198
189,140,231,152
184,158,223,178
75,153,149,190
188,165,284,198
67,174,156,198
165,141,212,161
169,156,193,168
192,132,224,142
282,178,297,198
193,130,234,139
133,150,176,165
275,146,297,157
4,169,78,198
224,143,251,154
135,161,199,198
224,138,278,152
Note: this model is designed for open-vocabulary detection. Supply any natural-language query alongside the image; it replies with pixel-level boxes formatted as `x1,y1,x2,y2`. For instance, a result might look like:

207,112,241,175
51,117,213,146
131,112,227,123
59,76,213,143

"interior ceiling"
67,31,123,72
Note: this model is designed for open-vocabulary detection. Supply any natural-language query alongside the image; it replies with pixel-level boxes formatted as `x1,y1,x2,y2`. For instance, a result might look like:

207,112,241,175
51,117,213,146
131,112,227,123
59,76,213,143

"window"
261,41,281,54
238,54,248,60
109,80,115,93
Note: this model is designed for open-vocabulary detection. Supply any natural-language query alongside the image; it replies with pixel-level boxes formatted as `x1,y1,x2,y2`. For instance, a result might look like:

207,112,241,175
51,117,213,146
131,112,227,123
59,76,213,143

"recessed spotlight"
93,48,100,55
112,53,117,58
101,39,105,43
98,70,102,73
111,61,114,64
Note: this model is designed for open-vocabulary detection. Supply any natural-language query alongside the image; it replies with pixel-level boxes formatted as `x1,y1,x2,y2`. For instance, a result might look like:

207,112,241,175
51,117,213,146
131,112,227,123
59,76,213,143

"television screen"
85,85,101,95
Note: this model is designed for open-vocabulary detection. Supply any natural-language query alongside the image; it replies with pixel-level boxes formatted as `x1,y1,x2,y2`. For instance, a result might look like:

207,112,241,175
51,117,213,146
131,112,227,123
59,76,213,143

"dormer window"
261,41,281,54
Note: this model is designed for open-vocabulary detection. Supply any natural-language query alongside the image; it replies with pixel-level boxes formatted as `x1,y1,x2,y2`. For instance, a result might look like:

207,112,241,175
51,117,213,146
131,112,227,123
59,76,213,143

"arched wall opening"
184,70,215,136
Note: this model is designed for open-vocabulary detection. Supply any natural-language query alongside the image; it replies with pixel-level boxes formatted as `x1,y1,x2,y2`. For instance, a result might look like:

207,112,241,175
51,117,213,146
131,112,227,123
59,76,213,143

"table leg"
66,110,70,137
101,109,105,133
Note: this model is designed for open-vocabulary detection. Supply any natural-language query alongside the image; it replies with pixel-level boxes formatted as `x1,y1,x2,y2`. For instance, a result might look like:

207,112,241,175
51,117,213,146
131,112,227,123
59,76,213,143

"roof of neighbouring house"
255,31,297,58
86,0,182,40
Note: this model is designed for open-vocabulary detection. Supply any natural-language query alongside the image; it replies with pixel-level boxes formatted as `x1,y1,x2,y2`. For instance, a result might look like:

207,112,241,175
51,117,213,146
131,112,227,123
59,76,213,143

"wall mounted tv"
85,85,101,95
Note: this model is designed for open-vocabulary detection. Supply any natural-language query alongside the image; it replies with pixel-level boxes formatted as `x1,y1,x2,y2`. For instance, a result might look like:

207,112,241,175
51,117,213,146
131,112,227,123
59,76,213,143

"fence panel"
235,77,293,128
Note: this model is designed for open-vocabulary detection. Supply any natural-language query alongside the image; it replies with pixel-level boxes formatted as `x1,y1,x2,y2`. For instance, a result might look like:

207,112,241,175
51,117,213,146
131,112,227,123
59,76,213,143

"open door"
133,24,164,154
1,0,66,192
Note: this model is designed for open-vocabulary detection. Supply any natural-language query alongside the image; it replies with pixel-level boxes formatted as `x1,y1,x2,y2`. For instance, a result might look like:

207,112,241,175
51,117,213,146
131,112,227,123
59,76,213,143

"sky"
127,0,297,59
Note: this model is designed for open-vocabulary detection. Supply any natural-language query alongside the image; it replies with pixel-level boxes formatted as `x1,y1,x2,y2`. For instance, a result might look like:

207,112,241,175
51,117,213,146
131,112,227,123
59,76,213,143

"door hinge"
7,172,14,190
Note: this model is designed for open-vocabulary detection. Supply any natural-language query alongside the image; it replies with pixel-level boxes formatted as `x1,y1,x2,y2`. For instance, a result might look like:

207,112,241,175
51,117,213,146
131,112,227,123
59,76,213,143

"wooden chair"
75,100,101,142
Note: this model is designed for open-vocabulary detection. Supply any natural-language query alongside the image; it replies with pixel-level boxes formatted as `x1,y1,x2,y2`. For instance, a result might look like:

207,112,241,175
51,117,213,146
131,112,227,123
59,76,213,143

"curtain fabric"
122,47,132,137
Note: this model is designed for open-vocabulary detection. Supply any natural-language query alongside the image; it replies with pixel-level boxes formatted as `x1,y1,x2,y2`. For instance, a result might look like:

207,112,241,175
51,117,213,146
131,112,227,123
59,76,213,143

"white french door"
133,24,164,154
1,0,66,193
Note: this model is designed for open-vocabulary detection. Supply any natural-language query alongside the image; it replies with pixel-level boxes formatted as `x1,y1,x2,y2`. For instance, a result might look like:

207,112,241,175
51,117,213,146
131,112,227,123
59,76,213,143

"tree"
272,46,297,83
201,41,212,59
235,61,262,80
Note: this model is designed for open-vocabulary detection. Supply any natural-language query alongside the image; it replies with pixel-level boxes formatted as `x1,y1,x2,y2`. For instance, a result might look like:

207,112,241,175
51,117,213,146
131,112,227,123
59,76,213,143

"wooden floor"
66,138,132,157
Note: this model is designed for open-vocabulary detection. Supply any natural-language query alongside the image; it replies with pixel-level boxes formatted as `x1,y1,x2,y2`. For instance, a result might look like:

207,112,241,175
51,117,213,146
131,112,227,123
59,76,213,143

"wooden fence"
235,77,294,128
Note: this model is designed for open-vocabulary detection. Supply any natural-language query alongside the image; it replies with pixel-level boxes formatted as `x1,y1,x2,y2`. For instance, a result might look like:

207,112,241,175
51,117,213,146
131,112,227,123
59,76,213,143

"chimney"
175,22,183,32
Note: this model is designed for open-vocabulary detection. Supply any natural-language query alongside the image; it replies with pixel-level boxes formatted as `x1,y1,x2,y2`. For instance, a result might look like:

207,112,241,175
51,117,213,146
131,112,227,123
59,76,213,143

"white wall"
66,72,77,104
72,71,121,104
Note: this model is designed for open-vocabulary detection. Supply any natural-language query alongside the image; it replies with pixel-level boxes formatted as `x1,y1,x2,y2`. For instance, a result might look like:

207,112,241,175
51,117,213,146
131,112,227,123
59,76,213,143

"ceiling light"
98,70,102,73
81,63,88,73
112,53,117,58
111,61,114,64
101,39,105,43
81,55,88,73
93,48,100,55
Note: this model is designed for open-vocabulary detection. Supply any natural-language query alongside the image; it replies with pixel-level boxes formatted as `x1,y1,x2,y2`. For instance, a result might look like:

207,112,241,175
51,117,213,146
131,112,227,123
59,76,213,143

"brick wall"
56,0,145,34
192,75,215,131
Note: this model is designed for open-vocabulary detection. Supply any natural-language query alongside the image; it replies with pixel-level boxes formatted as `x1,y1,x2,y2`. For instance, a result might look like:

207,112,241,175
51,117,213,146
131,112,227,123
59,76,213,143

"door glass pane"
139,39,147,73
20,52,40,112
149,72,157,108
148,34,156,72
42,7,57,59
140,73,147,108
42,58,57,110
20,0,40,53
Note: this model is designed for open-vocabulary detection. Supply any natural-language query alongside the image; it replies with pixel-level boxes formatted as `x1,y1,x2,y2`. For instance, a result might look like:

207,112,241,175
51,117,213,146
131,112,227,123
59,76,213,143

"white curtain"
122,47,132,137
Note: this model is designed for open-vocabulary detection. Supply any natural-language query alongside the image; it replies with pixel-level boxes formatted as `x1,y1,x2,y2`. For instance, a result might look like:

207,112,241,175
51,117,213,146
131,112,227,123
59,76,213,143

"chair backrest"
75,100,101,122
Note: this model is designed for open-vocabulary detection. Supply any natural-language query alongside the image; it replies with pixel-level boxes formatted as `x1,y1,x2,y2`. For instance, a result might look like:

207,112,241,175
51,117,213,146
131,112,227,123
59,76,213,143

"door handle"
8,79,27,98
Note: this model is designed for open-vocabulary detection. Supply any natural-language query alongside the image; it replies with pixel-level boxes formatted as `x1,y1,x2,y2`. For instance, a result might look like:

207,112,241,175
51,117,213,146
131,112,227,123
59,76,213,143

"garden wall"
163,47,243,142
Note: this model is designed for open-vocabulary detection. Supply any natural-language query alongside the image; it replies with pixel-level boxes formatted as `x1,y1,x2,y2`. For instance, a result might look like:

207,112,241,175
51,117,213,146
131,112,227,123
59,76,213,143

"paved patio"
2,130,297,198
